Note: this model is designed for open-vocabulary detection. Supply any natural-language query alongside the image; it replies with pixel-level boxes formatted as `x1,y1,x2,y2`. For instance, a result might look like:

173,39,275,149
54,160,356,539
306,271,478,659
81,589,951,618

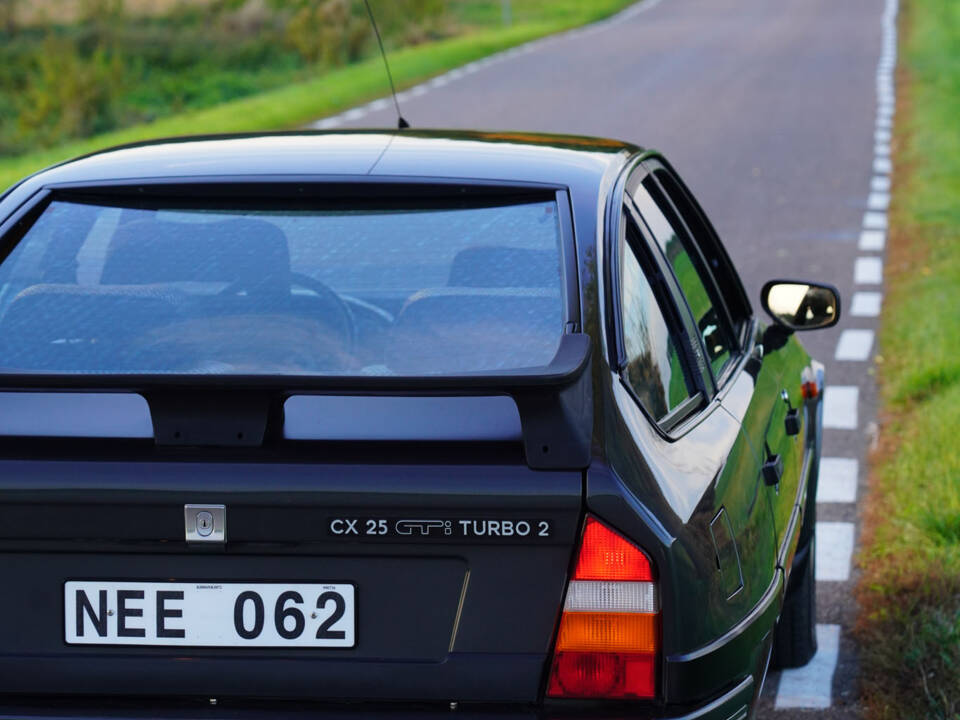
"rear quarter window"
619,217,694,422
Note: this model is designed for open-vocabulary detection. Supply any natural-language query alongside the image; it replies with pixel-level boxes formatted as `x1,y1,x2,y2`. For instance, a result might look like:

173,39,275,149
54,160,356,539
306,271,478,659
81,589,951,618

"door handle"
763,452,783,487
762,439,783,488
780,389,801,436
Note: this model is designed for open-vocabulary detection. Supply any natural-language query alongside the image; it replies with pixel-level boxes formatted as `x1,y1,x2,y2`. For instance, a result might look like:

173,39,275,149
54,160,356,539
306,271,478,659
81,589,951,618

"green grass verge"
0,0,635,193
856,0,960,718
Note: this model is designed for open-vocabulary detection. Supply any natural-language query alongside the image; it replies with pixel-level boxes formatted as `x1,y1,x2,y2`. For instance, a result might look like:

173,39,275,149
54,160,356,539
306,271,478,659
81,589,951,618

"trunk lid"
0,454,581,702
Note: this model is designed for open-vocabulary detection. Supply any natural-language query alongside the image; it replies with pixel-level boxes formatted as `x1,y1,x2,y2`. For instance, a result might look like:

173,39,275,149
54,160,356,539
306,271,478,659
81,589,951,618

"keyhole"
196,511,215,536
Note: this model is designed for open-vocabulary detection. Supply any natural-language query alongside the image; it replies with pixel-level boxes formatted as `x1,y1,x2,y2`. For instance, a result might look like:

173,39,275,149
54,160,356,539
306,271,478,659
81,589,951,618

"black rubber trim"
0,333,591,470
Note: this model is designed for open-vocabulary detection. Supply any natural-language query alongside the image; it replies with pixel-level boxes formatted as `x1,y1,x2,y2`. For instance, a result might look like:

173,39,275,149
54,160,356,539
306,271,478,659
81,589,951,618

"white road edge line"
307,0,664,130
862,211,888,230
817,458,859,504
854,256,884,285
850,291,883,317
775,624,842,709
823,386,859,430
859,229,886,250
777,0,898,710
835,329,875,361
341,108,368,122
868,192,891,210
815,522,856,581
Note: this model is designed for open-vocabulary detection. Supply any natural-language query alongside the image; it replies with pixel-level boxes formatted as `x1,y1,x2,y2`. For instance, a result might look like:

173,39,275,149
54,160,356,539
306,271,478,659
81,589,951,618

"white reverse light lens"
563,580,658,614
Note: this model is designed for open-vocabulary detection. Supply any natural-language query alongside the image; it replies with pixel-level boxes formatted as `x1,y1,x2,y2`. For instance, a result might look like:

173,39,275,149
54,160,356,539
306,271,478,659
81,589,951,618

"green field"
855,0,960,717
0,0,637,192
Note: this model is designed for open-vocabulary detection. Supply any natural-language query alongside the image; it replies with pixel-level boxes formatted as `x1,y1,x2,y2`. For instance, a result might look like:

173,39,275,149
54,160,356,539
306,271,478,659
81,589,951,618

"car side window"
650,167,751,344
630,179,736,381
619,213,696,425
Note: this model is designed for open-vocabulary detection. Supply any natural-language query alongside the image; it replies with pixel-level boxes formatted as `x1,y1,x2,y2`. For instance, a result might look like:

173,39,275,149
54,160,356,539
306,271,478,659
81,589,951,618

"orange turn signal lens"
556,612,657,654
801,380,819,399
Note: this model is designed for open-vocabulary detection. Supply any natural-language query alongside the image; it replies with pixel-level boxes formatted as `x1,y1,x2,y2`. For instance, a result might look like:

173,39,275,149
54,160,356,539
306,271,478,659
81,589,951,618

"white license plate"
64,581,355,647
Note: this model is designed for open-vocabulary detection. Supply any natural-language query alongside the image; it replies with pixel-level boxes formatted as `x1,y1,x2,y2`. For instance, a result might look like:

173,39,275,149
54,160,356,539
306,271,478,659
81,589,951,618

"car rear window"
0,197,564,376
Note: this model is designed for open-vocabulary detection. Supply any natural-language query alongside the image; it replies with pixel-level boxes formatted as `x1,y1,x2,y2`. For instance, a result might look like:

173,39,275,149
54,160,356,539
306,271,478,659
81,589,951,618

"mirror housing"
761,280,841,332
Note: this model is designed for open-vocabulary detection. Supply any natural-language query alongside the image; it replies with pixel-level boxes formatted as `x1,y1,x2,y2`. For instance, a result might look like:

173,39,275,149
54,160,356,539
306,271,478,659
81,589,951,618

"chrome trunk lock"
185,504,226,543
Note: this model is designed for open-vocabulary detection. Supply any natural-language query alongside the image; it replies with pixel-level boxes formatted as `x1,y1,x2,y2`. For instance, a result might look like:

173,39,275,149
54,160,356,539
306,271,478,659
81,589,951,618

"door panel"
720,327,806,564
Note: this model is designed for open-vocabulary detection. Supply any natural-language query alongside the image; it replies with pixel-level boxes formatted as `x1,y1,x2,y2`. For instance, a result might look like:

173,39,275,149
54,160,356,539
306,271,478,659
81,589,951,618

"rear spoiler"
0,333,593,470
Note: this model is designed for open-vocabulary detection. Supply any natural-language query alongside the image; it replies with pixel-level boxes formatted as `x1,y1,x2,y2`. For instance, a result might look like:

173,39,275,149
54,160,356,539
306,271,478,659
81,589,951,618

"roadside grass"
0,0,636,192
856,0,960,717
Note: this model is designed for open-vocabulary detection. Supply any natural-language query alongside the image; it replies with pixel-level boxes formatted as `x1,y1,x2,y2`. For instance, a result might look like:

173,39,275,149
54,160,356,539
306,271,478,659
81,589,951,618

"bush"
0,0,454,157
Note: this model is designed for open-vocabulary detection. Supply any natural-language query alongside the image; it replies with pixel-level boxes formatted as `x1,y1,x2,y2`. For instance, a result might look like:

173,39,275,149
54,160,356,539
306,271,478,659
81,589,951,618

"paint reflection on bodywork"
611,380,737,525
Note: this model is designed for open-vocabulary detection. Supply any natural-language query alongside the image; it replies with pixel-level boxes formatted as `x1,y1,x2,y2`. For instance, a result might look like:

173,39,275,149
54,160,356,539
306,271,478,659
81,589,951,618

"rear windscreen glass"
0,197,564,376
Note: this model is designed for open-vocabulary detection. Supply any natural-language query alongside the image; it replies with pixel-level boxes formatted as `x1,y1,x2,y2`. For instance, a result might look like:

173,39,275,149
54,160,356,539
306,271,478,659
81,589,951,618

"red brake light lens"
573,517,654,582
548,651,656,699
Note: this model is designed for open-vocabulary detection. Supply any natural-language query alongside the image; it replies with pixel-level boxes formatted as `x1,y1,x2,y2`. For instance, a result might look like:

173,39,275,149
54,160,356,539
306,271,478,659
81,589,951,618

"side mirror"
761,280,841,331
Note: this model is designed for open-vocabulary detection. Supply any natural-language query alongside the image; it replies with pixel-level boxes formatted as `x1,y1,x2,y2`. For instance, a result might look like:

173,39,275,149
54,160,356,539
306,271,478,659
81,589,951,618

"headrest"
101,217,290,285
0,284,183,371
447,246,559,288
388,287,562,374
1,284,182,337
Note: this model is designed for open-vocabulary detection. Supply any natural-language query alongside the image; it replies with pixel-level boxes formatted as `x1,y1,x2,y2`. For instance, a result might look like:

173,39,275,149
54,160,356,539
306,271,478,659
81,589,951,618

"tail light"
547,516,659,699
801,366,820,399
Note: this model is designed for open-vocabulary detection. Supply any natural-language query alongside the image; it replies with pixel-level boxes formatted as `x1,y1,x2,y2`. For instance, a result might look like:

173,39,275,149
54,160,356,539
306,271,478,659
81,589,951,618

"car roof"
8,130,641,197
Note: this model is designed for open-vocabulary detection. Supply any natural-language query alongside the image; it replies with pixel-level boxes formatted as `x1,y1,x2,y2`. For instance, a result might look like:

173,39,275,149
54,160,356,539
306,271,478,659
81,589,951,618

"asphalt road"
321,0,887,715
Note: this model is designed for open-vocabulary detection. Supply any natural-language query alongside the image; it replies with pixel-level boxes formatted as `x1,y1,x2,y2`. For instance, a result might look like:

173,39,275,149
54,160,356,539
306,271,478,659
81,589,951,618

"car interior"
0,209,564,376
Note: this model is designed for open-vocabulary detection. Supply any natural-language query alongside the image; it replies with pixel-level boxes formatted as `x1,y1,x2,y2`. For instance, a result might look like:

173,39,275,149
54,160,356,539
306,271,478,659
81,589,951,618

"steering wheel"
217,271,355,354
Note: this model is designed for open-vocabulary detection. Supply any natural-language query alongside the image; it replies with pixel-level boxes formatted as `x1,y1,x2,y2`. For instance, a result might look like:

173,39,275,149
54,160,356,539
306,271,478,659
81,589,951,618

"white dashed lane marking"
867,192,890,210
307,0,669,133
815,522,856,581
859,229,886,251
850,291,882,317
822,386,859,430
817,458,859,503
776,0,896,710
775,624,842,709
862,211,888,230
835,329,875,361
854,256,884,285
341,107,368,122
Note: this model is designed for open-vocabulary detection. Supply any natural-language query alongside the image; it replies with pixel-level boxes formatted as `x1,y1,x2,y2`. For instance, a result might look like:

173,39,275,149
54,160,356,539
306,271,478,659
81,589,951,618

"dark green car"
0,130,838,718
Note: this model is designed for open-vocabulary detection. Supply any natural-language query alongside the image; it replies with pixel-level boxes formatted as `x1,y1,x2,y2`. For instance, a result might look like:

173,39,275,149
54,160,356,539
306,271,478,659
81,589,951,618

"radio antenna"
362,0,410,130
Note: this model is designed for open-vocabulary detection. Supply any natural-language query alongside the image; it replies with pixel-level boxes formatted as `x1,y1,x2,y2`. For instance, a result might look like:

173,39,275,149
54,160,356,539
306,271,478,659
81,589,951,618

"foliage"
856,0,960,717
0,0,637,190
0,0,455,158
0,0,636,161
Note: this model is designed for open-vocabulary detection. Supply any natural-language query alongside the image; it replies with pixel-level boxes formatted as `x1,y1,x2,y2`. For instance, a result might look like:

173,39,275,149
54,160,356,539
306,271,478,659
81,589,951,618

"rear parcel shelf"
0,333,593,469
